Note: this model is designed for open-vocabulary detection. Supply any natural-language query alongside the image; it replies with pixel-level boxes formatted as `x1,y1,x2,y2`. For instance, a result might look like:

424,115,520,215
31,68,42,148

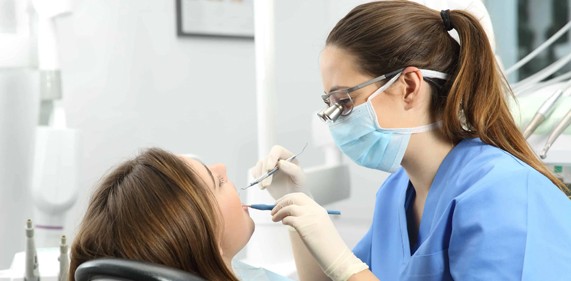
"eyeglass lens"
324,90,354,115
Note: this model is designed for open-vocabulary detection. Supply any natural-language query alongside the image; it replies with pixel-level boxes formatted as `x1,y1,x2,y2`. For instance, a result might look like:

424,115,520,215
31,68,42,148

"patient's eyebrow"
200,162,216,188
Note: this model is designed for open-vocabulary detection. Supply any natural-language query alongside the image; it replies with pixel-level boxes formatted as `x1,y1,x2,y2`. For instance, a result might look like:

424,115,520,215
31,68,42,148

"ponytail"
445,10,569,195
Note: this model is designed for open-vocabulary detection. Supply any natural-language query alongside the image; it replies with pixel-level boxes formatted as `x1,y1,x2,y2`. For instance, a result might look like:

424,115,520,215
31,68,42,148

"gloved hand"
271,193,368,281
248,145,310,200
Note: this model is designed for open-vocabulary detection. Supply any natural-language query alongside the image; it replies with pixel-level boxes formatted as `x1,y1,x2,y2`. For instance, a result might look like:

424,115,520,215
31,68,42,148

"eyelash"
218,176,225,187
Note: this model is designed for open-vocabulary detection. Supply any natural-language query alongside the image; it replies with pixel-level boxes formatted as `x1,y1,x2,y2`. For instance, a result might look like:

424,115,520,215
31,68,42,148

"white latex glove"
272,193,368,281
248,145,310,200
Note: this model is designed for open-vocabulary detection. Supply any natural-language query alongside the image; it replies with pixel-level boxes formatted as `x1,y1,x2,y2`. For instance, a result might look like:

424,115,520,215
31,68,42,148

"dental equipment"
522,89,564,138
540,109,571,159
0,218,69,281
246,204,341,215
29,0,79,249
512,51,571,93
242,142,308,190
25,219,40,281
516,70,571,96
31,0,72,125
505,21,571,76
58,235,68,281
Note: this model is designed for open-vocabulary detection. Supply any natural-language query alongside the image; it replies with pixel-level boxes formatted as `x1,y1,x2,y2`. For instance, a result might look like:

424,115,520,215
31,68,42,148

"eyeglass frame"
320,68,404,117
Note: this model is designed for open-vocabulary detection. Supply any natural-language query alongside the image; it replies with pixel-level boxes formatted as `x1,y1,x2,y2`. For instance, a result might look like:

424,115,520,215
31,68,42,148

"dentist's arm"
272,193,377,281
290,230,379,281
250,145,327,279
251,147,377,280
289,229,331,281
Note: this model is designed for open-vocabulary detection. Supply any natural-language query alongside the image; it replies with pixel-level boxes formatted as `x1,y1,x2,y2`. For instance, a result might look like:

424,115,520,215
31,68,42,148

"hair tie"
440,9,453,31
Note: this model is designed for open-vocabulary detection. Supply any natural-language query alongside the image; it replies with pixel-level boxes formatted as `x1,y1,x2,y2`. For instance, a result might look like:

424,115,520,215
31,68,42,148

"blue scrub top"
353,138,571,281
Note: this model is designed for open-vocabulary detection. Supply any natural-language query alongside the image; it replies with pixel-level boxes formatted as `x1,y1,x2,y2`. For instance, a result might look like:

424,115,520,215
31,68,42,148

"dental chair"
74,258,206,281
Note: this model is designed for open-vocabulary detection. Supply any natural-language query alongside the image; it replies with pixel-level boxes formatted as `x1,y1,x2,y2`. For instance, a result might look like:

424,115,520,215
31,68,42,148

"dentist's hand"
249,145,310,200
272,193,368,281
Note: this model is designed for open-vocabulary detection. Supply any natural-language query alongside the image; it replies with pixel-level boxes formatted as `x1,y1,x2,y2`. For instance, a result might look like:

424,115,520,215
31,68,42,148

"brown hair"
68,147,239,281
327,0,569,195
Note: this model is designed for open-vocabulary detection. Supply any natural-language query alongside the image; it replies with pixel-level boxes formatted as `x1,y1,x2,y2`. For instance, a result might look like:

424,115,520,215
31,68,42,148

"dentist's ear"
401,66,424,111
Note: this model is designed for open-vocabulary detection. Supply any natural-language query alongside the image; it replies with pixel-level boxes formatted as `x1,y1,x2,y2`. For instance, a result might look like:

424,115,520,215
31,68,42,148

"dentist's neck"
401,129,454,198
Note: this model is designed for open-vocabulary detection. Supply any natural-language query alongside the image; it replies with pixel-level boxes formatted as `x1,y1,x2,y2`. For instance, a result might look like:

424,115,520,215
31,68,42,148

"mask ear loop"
366,69,449,103
366,72,403,102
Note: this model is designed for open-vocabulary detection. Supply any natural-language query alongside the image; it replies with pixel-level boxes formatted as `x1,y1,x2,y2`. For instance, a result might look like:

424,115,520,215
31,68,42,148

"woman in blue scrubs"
251,1,571,280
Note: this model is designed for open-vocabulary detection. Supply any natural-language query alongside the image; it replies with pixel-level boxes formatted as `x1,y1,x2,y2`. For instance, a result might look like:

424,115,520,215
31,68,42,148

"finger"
272,193,296,215
277,192,312,205
261,163,278,188
277,160,305,185
249,160,264,178
272,192,309,215
281,216,301,229
271,204,304,222
271,145,296,159
265,146,295,172
260,174,273,188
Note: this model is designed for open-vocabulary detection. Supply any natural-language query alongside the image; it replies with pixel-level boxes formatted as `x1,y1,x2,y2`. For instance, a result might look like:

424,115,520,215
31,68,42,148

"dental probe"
540,108,571,159
523,89,564,139
242,142,308,190
246,204,341,215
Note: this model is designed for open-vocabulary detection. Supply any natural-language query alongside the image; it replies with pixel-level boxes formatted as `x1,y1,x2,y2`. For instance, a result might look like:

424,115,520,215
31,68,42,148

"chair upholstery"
75,258,206,281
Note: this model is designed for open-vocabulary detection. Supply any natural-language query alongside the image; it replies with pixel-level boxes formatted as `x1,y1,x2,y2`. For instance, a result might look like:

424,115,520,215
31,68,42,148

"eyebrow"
200,162,217,189
327,86,349,93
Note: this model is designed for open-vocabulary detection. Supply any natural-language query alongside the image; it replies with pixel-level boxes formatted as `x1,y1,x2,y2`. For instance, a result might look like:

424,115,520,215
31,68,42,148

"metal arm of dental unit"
522,89,564,139
540,109,571,159
30,0,79,249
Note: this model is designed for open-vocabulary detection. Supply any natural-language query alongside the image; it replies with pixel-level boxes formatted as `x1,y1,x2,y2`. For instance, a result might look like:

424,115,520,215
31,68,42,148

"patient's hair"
68,147,239,281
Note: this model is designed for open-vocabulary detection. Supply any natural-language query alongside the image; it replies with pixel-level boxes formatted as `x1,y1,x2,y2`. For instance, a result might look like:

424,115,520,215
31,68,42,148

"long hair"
68,148,239,281
326,0,569,195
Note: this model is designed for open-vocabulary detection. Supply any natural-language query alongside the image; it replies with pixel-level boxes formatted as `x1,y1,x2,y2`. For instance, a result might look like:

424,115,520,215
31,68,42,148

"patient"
68,147,256,281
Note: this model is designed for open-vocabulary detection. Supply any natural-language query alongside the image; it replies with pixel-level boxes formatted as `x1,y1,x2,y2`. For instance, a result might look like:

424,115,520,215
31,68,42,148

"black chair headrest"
75,258,207,281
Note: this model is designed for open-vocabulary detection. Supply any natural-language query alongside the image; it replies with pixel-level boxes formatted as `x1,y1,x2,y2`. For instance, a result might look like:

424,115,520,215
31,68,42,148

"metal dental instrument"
242,142,308,190
540,109,571,159
246,204,341,215
522,89,564,139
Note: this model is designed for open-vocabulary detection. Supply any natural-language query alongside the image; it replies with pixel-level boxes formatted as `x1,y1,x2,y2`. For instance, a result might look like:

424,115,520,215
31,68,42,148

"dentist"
250,1,571,281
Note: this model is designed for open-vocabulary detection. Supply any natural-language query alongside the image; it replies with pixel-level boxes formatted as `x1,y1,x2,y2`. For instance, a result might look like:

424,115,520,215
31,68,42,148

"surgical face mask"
327,70,446,172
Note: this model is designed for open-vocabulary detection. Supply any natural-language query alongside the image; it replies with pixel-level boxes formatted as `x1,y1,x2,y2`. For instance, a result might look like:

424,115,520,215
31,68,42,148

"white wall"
56,0,260,241
55,0,382,251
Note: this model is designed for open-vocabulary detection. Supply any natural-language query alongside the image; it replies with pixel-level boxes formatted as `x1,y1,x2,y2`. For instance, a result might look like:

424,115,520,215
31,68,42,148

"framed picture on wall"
176,0,254,39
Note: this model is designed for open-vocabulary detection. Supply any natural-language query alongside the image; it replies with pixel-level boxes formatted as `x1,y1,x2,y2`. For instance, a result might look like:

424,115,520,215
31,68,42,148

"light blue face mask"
327,70,447,172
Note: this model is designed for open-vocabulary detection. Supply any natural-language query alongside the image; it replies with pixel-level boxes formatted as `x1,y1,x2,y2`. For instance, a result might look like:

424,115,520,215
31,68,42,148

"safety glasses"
317,69,403,122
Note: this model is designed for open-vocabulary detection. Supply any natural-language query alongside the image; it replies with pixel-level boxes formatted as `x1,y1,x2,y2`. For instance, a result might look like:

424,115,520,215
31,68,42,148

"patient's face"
182,157,255,259
207,163,255,257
